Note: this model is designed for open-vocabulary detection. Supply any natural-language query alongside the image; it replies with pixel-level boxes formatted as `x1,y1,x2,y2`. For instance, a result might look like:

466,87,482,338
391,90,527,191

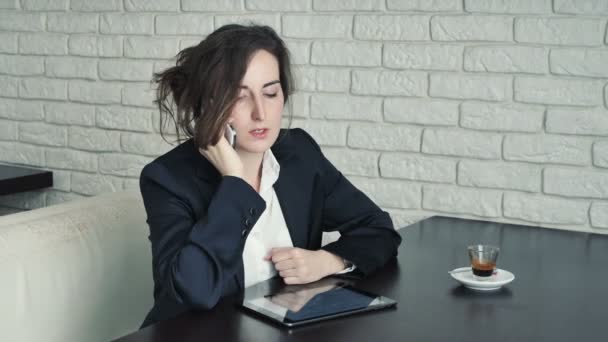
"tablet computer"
240,278,397,327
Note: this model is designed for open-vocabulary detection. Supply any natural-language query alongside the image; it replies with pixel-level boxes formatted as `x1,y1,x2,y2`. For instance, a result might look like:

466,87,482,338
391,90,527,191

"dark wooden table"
0,163,53,196
114,216,608,342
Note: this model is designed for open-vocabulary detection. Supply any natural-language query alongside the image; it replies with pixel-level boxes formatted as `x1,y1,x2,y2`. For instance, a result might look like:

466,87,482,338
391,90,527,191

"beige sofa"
0,189,153,342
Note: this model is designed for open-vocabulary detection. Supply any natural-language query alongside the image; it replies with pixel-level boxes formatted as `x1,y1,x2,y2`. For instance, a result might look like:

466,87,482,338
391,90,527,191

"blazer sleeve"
298,131,402,276
140,162,266,311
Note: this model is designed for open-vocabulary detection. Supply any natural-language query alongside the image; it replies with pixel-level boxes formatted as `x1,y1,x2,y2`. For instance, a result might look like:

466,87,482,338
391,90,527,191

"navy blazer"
139,128,401,327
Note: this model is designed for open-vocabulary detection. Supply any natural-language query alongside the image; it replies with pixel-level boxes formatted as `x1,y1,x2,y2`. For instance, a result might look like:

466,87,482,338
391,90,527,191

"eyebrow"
239,80,281,89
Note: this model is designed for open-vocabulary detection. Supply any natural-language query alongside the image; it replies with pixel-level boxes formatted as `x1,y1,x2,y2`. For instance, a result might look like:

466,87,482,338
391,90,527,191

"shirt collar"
259,149,281,193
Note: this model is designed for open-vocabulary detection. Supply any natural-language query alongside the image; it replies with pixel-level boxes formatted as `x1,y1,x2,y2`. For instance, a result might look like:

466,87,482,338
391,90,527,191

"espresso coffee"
471,259,495,277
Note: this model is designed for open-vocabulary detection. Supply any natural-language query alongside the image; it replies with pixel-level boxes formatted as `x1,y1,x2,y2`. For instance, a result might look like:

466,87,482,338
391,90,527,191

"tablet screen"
242,279,396,326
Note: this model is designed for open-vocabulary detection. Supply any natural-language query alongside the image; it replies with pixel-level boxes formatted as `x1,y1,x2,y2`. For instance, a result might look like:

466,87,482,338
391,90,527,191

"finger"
283,277,304,285
269,247,295,263
274,259,296,271
279,268,298,278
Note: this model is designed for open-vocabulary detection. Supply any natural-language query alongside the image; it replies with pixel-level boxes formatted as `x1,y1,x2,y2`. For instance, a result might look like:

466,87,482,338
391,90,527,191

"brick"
125,0,179,11
594,141,608,168
504,135,591,166
293,66,315,91
0,141,45,166
46,191,85,206
314,0,384,11
0,191,45,210
46,148,97,172
179,38,202,51
322,148,379,177
22,0,67,10
458,160,540,192
124,37,178,59
387,0,460,11
45,102,95,126
464,46,547,74
286,92,309,118
0,12,44,32
99,153,152,177
380,153,455,183
0,0,18,9
285,40,309,65
19,78,67,100
68,81,121,104
19,122,66,147
554,0,608,14
153,60,174,74
122,83,156,108
68,35,122,57
121,132,173,156
310,94,382,121
546,108,608,136
19,33,67,55
246,0,309,11
384,44,462,71
214,15,280,33
504,193,588,225
590,202,608,229
290,120,347,146
430,73,511,101
155,14,214,35
354,15,429,40
0,75,18,97
99,60,154,81
0,54,44,76
348,124,421,151
283,15,351,39
465,0,550,13
352,70,427,96
515,77,602,106
550,49,608,78
0,100,43,121
0,32,18,53
45,56,97,80
68,127,121,152
384,98,458,126
182,0,242,11
460,102,544,132
71,172,123,196
431,16,512,41
0,119,17,141
96,106,154,132
515,18,604,46
100,14,154,35
50,169,70,192
422,129,502,159
545,167,608,199
70,0,121,11
311,41,381,66
47,13,97,33
123,178,140,190
423,185,501,217
351,177,421,209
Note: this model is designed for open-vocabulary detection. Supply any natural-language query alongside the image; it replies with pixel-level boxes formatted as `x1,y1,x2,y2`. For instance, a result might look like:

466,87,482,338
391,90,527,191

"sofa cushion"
0,189,152,342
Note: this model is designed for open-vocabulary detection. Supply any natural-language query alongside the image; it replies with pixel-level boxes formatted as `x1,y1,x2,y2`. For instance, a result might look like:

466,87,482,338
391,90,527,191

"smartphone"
224,124,236,147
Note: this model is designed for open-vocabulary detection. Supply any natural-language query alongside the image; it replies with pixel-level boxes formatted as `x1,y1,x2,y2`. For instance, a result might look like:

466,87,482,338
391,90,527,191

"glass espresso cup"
467,245,499,280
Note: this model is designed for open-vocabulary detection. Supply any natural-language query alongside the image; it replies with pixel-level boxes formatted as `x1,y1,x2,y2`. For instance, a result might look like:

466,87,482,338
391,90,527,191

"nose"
252,98,266,121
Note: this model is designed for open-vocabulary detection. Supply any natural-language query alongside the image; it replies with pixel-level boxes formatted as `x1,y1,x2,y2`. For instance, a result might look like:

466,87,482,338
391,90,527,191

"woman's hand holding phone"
198,125,243,178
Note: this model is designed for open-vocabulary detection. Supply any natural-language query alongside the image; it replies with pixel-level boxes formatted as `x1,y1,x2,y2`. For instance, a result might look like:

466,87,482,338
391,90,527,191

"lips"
249,128,268,138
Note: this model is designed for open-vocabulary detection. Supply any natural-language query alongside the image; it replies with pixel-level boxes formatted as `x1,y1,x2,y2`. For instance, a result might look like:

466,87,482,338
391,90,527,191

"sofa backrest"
0,189,153,342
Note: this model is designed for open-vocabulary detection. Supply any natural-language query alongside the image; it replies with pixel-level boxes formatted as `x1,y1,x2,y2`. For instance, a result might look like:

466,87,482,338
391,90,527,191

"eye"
264,93,278,98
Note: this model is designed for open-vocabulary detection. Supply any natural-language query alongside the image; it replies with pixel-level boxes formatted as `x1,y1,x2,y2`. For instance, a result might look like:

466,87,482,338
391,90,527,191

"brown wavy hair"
153,24,294,148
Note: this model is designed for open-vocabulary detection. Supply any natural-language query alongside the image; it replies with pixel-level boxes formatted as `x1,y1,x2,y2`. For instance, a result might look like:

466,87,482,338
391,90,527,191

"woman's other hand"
199,135,244,178
265,247,346,285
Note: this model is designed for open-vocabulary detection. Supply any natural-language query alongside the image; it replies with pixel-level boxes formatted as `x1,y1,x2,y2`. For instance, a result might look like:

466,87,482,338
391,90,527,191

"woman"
139,24,401,327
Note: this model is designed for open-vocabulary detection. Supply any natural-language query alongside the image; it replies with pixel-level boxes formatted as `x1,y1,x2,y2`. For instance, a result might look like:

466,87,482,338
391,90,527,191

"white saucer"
449,267,515,291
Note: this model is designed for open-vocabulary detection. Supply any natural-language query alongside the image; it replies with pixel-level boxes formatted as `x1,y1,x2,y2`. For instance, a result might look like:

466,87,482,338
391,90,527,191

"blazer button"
243,218,251,227
249,208,256,216
241,229,248,238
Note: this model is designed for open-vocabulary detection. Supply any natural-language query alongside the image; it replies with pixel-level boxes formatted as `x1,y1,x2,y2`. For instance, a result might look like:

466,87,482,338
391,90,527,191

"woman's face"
229,49,284,154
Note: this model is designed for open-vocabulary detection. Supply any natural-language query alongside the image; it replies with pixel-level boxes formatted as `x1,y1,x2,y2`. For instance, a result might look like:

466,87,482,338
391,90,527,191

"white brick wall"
0,1,607,235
